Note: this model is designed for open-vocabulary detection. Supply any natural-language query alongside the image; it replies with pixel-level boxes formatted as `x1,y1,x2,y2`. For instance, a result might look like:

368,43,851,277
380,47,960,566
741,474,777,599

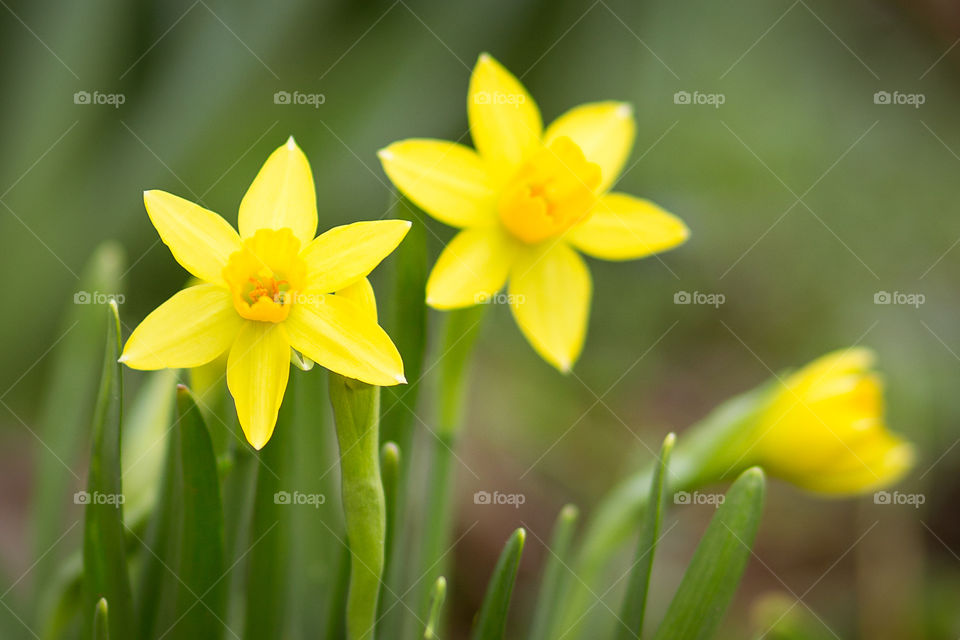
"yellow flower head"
379,53,689,371
120,137,409,449
750,348,914,495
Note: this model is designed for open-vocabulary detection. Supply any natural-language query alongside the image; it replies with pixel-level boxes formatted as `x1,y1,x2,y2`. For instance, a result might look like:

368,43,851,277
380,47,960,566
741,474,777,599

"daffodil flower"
749,347,914,494
378,53,689,370
120,137,409,449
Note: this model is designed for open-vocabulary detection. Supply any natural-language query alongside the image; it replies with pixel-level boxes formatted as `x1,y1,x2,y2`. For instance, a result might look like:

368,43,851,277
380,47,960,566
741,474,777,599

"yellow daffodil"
378,53,689,370
749,348,914,494
120,137,409,449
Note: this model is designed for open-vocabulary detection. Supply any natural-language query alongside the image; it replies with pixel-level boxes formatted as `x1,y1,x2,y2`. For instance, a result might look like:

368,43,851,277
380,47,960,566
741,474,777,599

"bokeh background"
1,0,959,637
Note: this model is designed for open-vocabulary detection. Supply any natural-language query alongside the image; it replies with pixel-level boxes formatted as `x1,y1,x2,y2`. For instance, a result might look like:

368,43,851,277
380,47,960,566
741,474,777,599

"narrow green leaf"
529,504,579,640
379,441,401,608
93,598,108,640
652,467,766,640
82,301,134,640
39,554,82,640
423,576,446,639
135,402,182,640
617,433,676,640
472,528,525,640
244,373,297,639
170,386,226,640
437,305,487,437
32,242,124,602
330,374,385,640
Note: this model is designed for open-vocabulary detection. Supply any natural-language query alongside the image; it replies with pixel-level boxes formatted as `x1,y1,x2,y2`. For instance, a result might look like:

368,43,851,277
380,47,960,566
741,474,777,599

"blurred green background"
1,0,959,637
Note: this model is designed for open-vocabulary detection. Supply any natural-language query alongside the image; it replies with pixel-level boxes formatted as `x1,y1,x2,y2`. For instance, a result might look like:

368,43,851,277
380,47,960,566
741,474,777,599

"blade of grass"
32,243,124,602
651,467,766,640
169,386,226,640
379,441,401,618
472,528,525,640
528,504,579,640
81,301,134,640
423,576,446,640
93,598,108,640
616,433,676,640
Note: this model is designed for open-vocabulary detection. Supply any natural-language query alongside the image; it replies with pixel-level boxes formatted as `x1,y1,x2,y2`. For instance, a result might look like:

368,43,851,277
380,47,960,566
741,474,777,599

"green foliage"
472,528,526,640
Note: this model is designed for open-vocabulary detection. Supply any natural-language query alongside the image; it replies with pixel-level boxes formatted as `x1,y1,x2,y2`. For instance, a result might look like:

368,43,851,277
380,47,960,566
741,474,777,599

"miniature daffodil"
749,348,914,494
378,53,689,370
120,137,409,449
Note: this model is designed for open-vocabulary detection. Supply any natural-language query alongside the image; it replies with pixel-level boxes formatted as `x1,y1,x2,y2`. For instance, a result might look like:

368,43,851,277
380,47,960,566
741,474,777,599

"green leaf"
423,576,446,640
652,467,766,640
170,386,226,640
617,433,676,640
82,301,134,640
330,374,385,640
134,402,182,640
379,441,401,606
32,242,125,602
244,374,297,639
93,598,108,640
529,504,579,640
472,528,525,640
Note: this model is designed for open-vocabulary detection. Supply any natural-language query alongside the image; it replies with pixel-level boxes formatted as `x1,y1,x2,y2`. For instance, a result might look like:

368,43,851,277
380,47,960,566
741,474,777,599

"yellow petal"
426,227,516,309
544,102,636,193
509,242,592,371
378,140,497,228
301,220,410,293
468,53,542,178
226,321,291,450
792,435,915,495
143,190,241,284
285,293,404,386
336,277,378,321
120,284,242,370
239,137,317,245
567,193,689,261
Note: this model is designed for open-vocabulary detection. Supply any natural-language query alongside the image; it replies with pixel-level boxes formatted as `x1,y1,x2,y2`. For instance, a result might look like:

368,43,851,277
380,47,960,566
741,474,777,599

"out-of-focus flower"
120,137,408,449
379,53,688,371
749,348,914,494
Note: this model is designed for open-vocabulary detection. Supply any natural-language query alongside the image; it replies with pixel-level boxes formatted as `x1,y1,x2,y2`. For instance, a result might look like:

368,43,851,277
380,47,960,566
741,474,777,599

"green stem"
330,374,385,640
